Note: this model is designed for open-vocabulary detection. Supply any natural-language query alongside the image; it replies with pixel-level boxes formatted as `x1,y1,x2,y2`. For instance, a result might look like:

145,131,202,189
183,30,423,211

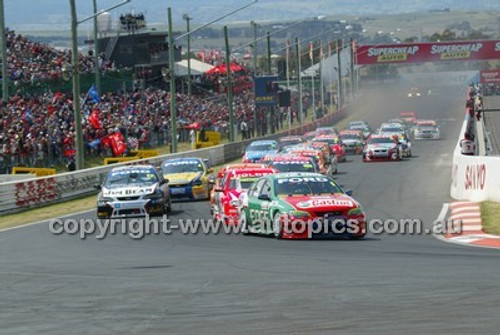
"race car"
339,130,364,155
311,134,346,162
259,153,280,165
279,136,303,149
315,127,338,135
161,158,214,200
285,146,333,177
378,123,412,157
96,165,171,219
269,155,319,173
210,163,267,210
302,131,319,143
346,120,371,138
243,140,279,163
399,111,418,127
407,87,422,98
211,167,277,224
414,120,440,140
363,134,402,162
238,172,366,239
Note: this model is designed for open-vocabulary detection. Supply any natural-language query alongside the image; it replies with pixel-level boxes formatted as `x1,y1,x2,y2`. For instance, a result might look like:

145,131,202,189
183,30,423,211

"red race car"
210,163,266,208
279,136,303,148
268,155,319,174
362,134,402,162
211,167,277,224
311,134,346,162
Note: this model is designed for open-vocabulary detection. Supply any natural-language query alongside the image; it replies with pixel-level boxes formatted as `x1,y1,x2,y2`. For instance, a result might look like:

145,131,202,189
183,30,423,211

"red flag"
89,109,102,129
51,92,63,105
108,132,126,156
47,105,55,116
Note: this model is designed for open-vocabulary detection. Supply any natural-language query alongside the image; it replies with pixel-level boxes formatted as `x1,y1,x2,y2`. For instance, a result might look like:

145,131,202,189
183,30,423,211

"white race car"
96,165,171,219
414,120,440,140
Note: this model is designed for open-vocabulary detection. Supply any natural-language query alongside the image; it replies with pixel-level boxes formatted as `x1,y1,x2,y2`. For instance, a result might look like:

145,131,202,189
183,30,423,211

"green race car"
238,172,366,239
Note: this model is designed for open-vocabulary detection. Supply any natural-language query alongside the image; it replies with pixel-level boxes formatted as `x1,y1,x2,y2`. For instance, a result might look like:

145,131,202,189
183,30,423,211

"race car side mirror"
207,168,214,174
93,183,101,190
160,178,169,185
345,189,353,196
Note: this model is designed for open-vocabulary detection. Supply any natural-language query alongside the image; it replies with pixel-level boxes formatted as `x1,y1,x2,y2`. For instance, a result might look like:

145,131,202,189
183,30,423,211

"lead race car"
238,173,366,239
96,165,171,219
161,157,214,200
414,119,440,140
363,134,402,162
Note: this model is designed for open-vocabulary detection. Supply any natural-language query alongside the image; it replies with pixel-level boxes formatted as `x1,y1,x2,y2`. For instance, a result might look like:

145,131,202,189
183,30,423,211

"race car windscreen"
381,127,403,133
271,161,316,173
313,138,338,145
230,178,256,190
340,134,360,140
162,161,204,174
104,170,158,188
248,143,276,151
368,137,395,144
280,139,301,147
274,177,343,196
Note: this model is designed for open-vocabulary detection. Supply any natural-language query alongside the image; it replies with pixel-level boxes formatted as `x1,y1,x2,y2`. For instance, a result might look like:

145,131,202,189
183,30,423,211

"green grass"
480,202,500,236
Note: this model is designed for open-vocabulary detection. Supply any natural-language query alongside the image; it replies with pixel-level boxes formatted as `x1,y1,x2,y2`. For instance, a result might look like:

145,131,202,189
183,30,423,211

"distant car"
363,134,402,162
378,123,412,157
279,136,303,148
339,130,364,155
96,165,171,219
161,158,214,200
347,120,371,138
399,111,418,127
211,167,277,224
414,120,440,140
238,172,366,239
243,140,279,163
315,127,338,135
302,131,318,143
407,87,421,98
311,134,346,162
285,146,332,176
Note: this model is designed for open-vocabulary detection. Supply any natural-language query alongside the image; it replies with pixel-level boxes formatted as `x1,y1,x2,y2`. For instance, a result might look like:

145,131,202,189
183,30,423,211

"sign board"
480,70,500,84
254,76,278,107
356,40,500,65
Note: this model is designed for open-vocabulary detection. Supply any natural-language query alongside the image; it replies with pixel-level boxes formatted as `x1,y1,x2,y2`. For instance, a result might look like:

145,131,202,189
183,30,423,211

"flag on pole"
319,43,324,60
309,42,313,61
87,84,99,104
328,42,332,57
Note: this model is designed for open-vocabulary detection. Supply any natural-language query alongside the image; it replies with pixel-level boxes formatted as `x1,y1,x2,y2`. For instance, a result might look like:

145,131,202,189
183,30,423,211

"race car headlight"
416,92,421,96
144,190,163,199
230,199,239,207
288,210,311,219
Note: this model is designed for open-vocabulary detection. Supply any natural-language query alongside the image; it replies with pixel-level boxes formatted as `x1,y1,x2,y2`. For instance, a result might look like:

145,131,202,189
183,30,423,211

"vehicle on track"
378,123,412,157
211,167,277,224
399,111,418,127
284,146,332,176
96,165,171,219
238,173,366,239
339,130,364,155
243,140,280,163
363,134,403,162
311,134,346,162
268,155,319,174
302,131,319,143
346,120,372,138
315,126,339,135
210,163,267,208
279,136,303,149
407,87,422,98
161,158,214,200
414,120,440,140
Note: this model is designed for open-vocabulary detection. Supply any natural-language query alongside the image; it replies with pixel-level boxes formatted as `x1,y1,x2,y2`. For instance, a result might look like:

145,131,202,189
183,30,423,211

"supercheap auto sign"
356,40,500,65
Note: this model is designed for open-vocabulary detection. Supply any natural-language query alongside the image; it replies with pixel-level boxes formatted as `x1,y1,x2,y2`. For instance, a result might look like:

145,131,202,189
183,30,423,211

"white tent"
174,59,215,77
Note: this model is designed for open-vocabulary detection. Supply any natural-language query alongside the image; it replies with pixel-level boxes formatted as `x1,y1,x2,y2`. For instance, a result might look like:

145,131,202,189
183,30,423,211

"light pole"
168,0,258,152
224,26,235,142
251,21,258,75
92,0,101,95
337,39,343,107
266,31,272,74
296,37,303,127
183,14,192,97
168,8,177,153
0,0,7,103
69,0,130,170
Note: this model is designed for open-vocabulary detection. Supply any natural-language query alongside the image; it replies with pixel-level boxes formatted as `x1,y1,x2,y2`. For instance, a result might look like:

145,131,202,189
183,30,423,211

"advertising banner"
480,70,500,84
356,40,500,65
254,76,278,107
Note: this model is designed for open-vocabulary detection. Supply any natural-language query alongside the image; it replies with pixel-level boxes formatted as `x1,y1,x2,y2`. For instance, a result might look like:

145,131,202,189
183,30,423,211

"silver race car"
96,165,171,219
414,120,440,140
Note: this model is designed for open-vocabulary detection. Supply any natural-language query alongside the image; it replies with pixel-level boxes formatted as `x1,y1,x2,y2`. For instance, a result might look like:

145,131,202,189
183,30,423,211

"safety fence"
0,107,346,214
450,86,500,202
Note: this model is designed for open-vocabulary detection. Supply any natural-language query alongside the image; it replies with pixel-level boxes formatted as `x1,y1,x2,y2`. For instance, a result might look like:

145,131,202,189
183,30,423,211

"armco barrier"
450,90,500,202
0,107,345,214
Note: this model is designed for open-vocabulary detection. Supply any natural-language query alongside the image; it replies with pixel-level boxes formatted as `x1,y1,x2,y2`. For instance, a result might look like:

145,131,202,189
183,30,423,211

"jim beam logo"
367,46,419,63
431,43,483,60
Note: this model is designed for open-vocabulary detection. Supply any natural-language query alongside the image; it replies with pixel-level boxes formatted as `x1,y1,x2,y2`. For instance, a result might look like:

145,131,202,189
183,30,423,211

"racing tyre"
272,212,284,239
164,197,172,214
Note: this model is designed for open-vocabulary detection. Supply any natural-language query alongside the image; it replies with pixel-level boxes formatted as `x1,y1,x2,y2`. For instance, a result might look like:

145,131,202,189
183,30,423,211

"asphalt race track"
2,85,500,335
